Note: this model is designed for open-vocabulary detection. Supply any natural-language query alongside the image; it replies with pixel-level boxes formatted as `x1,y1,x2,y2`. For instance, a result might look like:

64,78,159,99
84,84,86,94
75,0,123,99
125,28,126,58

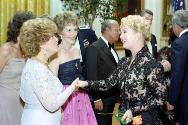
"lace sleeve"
87,58,126,91
130,66,167,114
32,67,75,112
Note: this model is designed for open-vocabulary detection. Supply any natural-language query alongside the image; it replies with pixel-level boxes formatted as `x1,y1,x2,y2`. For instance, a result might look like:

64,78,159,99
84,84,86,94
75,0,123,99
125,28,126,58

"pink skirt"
61,85,98,125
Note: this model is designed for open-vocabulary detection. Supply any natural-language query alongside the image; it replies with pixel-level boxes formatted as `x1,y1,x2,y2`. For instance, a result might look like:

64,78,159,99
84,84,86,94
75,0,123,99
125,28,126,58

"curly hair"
19,18,58,57
6,11,34,43
120,15,151,44
53,11,78,32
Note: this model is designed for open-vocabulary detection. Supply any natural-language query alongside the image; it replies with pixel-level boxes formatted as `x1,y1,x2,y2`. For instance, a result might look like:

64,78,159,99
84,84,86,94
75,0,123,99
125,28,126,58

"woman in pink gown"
52,11,98,125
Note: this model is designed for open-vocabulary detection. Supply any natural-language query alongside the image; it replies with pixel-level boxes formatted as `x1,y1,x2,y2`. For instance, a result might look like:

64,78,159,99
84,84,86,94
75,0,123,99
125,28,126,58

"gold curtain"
0,0,50,46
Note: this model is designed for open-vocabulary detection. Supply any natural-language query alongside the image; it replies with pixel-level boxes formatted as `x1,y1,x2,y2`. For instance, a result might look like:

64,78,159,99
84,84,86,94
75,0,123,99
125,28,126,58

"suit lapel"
99,38,118,65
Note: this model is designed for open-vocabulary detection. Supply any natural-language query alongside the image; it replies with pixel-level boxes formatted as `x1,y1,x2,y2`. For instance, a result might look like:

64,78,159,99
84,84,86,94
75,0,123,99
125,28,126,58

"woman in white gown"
19,18,79,125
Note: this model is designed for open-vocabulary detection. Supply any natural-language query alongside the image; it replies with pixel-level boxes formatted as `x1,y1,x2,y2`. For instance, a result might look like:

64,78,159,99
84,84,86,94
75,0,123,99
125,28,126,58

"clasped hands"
72,78,133,124
71,78,88,91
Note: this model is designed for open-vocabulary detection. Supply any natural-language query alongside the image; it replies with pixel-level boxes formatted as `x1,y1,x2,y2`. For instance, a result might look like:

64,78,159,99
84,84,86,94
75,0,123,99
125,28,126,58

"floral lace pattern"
20,59,75,112
87,46,167,114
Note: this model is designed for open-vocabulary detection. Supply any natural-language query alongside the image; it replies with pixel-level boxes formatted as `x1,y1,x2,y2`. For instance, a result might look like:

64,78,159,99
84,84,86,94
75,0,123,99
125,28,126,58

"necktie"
108,43,113,50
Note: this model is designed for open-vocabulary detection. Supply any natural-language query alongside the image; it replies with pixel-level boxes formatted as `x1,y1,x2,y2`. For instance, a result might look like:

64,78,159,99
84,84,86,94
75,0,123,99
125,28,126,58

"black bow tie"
108,43,113,50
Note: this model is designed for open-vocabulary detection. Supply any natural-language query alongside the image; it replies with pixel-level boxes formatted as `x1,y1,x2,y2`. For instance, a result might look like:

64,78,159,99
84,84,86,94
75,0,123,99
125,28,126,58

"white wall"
50,0,63,17
186,1,188,9
144,0,163,49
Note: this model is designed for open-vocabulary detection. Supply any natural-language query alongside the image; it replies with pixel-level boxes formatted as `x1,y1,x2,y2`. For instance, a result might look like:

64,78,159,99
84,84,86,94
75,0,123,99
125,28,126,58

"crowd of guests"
0,8,188,125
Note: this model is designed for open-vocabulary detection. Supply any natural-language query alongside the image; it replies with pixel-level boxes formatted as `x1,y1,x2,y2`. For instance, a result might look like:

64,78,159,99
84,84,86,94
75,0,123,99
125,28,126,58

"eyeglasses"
54,33,62,45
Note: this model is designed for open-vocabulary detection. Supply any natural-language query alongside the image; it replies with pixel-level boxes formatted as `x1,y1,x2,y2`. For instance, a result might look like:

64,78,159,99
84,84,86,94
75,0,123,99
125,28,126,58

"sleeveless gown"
58,59,98,125
0,58,25,125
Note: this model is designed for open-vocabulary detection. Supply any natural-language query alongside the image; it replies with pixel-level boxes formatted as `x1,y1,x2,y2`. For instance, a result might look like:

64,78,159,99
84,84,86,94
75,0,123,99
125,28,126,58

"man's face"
172,23,180,37
108,23,120,43
143,13,153,27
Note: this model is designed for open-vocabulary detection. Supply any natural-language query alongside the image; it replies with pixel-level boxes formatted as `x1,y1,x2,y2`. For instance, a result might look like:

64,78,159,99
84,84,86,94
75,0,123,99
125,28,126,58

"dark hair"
6,11,35,43
140,9,153,16
101,19,118,33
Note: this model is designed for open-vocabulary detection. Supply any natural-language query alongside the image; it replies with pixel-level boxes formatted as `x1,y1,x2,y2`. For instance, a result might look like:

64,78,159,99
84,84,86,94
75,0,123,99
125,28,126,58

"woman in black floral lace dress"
78,15,167,125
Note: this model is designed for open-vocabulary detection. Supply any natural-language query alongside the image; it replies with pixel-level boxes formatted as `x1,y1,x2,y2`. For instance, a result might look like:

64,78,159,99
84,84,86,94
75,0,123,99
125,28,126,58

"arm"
130,66,167,114
169,42,185,106
0,46,11,72
87,58,126,91
32,68,77,112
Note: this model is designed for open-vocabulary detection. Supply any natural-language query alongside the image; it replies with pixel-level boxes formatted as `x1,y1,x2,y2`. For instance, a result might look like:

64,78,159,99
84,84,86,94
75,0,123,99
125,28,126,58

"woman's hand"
71,79,88,91
160,60,171,72
76,80,88,88
71,78,80,91
121,109,133,124
166,102,174,110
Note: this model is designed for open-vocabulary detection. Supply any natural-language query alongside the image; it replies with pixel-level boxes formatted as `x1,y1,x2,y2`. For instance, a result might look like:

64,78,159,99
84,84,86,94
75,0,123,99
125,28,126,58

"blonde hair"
19,18,57,57
54,11,78,32
121,15,151,43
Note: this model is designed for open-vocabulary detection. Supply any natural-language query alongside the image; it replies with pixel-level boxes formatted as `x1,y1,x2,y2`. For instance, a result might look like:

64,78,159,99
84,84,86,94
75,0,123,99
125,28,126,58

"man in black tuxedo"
86,19,120,125
125,9,157,58
167,10,188,125
76,27,98,78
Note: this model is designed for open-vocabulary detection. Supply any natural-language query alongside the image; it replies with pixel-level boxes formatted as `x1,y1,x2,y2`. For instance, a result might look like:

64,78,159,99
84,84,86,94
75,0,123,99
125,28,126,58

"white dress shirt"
101,36,119,63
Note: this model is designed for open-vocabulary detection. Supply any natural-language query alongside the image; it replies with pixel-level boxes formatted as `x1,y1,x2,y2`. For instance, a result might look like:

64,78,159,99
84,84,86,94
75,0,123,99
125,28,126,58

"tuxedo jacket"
125,34,157,58
169,31,188,115
86,37,119,101
150,34,158,58
77,28,98,78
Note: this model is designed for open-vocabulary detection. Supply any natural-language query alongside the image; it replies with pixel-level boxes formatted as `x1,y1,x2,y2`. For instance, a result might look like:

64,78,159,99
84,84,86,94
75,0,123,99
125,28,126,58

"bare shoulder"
0,43,12,71
72,47,80,57
0,43,12,57
72,47,80,53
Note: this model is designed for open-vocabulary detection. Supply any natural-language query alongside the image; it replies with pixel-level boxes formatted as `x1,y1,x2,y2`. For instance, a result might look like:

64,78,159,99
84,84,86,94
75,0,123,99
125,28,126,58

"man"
125,9,157,58
75,27,98,78
86,19,120,125
167,10,188,125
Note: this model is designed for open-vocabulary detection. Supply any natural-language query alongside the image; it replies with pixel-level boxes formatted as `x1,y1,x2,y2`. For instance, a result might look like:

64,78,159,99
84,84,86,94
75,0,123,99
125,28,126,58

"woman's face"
120,25,137,50
41,33,59,56
61,24,78,45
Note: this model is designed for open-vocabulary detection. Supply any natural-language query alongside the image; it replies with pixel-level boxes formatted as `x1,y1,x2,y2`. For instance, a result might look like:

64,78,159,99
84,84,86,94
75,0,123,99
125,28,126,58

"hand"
71,78,79,91
76,80,88,88
122,109,133,124
94,99,103,111
166,102,174,110
160,60,171,72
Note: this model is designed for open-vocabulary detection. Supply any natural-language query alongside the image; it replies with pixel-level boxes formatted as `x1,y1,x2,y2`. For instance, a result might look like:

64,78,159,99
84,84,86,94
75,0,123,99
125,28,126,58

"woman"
19,18,79,125
0,11,34,125
52,11,97,125
78,15,167,125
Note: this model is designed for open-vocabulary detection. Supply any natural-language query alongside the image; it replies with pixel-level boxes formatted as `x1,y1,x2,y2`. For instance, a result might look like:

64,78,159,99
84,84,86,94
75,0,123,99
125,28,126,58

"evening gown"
0,58,25,125
58,59,98,125
20,59,76,125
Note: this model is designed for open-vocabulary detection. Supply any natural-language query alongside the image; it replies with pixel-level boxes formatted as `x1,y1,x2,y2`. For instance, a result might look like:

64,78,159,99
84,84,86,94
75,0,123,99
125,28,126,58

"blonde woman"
19,18,79,125
78,15,167,125
52,11,97,125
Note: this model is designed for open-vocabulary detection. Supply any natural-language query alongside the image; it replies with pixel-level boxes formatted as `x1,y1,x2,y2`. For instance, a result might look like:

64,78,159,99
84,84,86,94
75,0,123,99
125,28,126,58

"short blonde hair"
121,15,151,43
54,11,78,32
19,18,57,57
